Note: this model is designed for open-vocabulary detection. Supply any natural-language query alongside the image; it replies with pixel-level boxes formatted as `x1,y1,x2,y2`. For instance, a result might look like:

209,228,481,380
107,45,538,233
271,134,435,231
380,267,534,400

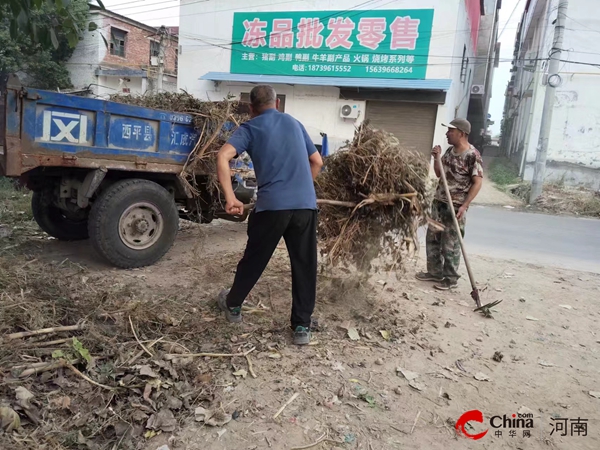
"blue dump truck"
0,76,255,268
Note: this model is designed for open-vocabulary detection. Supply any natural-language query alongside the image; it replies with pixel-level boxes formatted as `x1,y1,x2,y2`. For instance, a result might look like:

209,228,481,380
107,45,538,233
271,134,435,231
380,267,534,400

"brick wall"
101,16,178,75
162,39,178,76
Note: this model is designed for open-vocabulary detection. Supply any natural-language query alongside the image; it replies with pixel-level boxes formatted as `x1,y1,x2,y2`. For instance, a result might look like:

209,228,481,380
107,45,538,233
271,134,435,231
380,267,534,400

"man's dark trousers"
226,209,317,329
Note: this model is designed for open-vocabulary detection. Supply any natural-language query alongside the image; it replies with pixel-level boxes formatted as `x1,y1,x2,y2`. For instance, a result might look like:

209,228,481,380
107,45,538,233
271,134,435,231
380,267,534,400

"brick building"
66,6,178,98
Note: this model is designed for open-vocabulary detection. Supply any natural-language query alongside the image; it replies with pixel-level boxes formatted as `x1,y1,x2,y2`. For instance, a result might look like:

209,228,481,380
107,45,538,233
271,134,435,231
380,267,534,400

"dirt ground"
2,211,600,450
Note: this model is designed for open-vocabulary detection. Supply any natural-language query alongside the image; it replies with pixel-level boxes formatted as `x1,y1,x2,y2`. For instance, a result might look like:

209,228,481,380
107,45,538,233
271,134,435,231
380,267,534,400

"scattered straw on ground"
315,122,434,271
0,254,257,449
0,180,424,449
508,182,600,218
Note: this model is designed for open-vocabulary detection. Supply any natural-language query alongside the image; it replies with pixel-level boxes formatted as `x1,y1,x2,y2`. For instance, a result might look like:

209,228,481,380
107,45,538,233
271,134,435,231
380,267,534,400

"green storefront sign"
230,9,434,80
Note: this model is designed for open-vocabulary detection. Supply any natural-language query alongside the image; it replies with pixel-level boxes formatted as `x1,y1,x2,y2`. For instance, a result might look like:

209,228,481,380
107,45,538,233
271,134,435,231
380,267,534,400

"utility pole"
530,0,568,203
157,25,166,93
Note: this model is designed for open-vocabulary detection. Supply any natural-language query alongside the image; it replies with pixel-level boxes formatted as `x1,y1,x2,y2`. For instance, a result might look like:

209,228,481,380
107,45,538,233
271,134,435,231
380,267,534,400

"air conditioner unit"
471,84,485,95
340,103,360,119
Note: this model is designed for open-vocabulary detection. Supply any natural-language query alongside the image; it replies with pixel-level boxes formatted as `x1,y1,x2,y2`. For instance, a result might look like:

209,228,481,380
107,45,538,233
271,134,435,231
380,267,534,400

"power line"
498,0,524,39
179,37,513,62
182,35,600,71
180,23,505,44
111,0,184,12
121,0,314,19
182,36,501,71
178,13,518,52
175,9,593,53
563,13,600,35
130,0,395,26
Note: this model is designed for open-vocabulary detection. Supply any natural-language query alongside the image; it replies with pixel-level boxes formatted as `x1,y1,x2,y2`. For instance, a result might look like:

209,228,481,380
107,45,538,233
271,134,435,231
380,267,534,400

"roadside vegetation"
487,159,600,218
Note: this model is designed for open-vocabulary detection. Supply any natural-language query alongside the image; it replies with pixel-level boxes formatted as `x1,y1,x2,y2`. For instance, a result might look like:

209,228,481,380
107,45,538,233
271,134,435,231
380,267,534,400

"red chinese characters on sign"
270,19,294,48
297,18,325,49
242,18,267,48
390,16,420,50
325,18,355,49
357,18,386,50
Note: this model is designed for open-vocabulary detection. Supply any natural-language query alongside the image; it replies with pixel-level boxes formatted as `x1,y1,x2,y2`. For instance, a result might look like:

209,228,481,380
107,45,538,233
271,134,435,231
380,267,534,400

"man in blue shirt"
216,85,323,345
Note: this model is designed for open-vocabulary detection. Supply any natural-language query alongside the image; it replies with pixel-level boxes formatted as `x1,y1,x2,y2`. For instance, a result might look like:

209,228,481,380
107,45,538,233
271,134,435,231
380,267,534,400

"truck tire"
31,191,89,241
88,179,179,269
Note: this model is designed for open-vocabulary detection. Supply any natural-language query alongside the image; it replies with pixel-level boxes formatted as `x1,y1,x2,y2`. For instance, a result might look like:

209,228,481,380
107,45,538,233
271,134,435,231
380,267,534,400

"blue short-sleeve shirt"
227,109,318,212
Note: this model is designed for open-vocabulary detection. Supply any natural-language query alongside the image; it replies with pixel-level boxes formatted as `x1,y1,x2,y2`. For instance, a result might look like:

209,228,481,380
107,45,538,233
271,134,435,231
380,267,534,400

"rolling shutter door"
365,101,437,158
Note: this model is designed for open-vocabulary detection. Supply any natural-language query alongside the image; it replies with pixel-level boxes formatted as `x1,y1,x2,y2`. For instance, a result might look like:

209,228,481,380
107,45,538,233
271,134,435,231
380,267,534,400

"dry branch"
22,338,71,348
128,316,154,358
164,347,255,360
411,410,422,434
273,392,300,420
7,324,84,340
246,354,257,379
18,361,65,378
290,433,327,450
64,361,114,391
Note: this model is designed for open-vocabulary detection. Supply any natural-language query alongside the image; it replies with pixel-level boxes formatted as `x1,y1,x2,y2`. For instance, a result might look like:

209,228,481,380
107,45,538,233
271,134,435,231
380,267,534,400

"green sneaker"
293,326,311,345
217,289,242,323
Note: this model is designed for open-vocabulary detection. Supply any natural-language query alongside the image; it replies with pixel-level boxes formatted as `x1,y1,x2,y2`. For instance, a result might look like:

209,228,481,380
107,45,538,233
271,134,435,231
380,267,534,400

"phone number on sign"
365,66,414,74
306,64,353,73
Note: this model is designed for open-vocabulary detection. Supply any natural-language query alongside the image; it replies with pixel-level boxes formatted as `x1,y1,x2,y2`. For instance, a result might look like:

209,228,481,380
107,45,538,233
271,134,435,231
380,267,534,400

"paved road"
462,205,600,273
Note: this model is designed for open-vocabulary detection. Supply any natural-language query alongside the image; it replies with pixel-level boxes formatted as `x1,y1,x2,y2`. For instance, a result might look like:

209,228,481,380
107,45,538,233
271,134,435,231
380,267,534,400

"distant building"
503,0,600,189
467,0,502,150
66,6,178,98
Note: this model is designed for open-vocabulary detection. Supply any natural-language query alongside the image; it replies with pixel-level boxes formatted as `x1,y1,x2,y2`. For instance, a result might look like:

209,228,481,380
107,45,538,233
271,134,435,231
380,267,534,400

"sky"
487,0,526,136
101,0,526,136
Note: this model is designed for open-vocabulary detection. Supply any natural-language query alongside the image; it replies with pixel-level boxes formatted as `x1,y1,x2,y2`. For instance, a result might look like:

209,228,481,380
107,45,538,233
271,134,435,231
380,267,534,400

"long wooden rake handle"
436,152,481,307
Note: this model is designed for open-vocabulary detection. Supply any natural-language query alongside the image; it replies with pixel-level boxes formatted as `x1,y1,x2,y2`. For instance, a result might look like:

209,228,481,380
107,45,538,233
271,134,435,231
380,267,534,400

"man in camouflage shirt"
416,118,483,290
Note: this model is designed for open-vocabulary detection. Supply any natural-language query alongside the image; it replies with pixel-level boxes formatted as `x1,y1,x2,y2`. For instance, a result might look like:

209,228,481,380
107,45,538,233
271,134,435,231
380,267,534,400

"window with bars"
110,28,126,57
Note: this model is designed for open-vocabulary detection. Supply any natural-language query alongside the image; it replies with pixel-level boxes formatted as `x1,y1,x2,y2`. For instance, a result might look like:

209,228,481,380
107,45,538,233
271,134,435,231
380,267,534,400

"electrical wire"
122,0,322,18
111,0,187,13
563,13,600,35
129,0,393,25
498,0,525,40
178,31,600,68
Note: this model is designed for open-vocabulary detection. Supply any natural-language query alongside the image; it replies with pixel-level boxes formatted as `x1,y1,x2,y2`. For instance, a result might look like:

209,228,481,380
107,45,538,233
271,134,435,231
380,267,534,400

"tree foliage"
0,0,102,49
0,0,90,89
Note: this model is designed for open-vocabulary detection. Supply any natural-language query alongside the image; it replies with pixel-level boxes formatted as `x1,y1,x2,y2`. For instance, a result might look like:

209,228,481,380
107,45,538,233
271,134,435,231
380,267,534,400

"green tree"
0,0,102,49
0,0,89,89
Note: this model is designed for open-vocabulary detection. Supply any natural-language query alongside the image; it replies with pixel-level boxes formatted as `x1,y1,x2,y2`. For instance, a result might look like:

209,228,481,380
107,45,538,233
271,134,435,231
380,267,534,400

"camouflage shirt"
434,145,484,206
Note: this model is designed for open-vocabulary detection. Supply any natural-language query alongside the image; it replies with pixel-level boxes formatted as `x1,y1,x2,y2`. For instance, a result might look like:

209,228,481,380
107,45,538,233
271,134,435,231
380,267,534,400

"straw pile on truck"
110,92,248,199
111,94,433,271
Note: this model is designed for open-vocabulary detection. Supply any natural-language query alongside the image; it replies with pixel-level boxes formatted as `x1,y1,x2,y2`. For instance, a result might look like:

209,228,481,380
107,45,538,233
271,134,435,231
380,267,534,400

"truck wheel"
31,191,89,241
89,179,179,269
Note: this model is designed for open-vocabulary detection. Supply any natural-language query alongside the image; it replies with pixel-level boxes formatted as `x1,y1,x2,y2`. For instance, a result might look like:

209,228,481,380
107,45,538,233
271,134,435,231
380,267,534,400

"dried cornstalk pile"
110,92,248,198
315,122,434,271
